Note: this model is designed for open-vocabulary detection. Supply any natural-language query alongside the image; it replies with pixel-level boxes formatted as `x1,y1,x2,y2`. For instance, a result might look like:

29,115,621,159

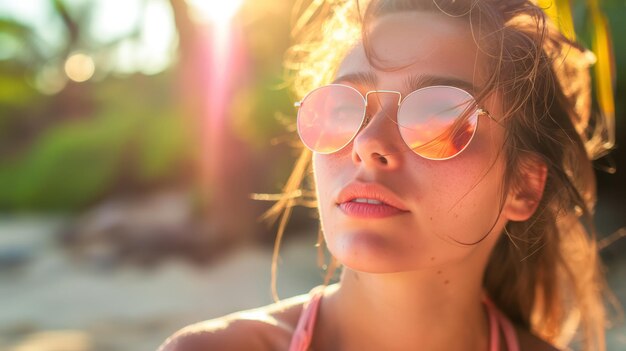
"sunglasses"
295,84,496,160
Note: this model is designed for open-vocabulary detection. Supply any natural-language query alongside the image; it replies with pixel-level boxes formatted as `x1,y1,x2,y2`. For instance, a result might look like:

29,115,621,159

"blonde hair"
261,1,615,350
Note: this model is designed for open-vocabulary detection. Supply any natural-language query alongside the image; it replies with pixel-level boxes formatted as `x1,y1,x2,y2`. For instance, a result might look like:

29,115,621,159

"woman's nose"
350,94,407,168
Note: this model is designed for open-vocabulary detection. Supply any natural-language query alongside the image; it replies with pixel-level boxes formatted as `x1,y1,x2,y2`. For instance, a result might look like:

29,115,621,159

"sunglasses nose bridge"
364,90,402,108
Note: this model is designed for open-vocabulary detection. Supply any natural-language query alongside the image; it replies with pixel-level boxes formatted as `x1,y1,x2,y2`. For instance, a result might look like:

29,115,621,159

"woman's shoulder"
516,326,561,351
157,292,312,351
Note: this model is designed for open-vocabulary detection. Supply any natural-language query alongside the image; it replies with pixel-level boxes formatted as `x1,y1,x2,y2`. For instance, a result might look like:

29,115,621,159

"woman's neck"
313,264,491,351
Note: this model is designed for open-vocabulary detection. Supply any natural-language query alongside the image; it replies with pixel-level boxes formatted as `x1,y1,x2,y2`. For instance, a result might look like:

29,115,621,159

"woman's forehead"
335,11,487,90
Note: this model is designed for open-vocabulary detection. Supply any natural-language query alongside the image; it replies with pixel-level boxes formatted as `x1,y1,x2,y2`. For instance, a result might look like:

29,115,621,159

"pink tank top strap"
484,296,520,351
288,285,326,351
486,296,501,351
496,307,520,351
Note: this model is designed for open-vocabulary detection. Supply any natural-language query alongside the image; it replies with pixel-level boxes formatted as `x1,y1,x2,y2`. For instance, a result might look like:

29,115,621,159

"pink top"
288,286,520,351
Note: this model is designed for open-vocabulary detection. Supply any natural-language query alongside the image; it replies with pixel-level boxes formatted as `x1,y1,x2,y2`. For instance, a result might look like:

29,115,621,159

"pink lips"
336,182,409,218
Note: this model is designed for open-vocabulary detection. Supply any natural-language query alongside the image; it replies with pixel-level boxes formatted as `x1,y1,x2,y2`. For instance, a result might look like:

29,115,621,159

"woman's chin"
327,230,419,273
326,229,475,274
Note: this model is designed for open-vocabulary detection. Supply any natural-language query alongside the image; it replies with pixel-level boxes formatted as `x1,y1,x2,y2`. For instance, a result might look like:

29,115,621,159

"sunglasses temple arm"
478,108,503,126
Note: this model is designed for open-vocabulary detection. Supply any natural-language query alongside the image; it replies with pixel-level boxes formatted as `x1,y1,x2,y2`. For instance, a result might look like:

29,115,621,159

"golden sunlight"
186,0,244,26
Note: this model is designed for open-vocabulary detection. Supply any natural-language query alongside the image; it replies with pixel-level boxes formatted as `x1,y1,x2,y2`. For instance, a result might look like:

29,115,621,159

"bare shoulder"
516,326,561,351
157,293,310,351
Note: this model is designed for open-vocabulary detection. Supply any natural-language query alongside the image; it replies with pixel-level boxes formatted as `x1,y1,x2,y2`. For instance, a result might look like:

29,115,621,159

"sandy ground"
0,216,624,351
0,216,323,351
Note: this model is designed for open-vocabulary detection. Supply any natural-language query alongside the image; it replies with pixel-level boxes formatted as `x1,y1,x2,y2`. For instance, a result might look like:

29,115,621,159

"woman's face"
313,11,511,273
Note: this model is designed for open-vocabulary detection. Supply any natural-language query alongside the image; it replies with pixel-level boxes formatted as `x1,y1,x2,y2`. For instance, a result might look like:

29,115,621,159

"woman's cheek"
313,155,338,231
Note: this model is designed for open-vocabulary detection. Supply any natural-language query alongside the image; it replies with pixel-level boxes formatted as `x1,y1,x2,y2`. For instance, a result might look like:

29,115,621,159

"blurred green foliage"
0,73,194,211
0,0,294,212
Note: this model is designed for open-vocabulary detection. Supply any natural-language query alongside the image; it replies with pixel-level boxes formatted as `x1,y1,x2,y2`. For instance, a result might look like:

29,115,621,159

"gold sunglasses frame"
294,83,496,160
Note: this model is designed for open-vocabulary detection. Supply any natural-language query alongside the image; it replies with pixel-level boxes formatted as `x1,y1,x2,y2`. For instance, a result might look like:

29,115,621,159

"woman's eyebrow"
331,72,378,87
331,72,478,94
405,74,478,95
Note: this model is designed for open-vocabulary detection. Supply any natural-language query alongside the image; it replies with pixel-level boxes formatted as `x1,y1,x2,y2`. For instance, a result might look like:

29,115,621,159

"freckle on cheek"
444,280,449,285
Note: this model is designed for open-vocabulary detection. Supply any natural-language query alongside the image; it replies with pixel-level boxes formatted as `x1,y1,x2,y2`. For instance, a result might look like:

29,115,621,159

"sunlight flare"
186,0,244,26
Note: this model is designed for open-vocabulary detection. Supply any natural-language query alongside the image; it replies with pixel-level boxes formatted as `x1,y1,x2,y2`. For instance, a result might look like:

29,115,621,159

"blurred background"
0,0,623,350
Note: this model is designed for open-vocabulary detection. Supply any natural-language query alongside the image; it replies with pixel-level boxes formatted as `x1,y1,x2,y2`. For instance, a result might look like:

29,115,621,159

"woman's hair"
261,1,615,350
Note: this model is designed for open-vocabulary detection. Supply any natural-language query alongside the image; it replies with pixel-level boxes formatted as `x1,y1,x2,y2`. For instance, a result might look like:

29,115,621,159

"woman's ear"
503,156,548,222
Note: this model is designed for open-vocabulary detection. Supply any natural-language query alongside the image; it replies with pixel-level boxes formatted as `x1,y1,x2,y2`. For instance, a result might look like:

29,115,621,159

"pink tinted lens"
398,86,478,160
296,85,365,153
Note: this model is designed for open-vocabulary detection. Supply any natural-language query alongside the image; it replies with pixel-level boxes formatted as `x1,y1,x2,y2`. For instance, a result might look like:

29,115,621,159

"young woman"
160,0,612,350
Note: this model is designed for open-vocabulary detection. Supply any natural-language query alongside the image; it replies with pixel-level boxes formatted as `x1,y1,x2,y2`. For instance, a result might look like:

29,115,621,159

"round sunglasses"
295,84,496,160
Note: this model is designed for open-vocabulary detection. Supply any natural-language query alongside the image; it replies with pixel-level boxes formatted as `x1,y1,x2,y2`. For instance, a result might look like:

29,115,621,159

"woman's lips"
335,181,410,218
337,201,408,218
